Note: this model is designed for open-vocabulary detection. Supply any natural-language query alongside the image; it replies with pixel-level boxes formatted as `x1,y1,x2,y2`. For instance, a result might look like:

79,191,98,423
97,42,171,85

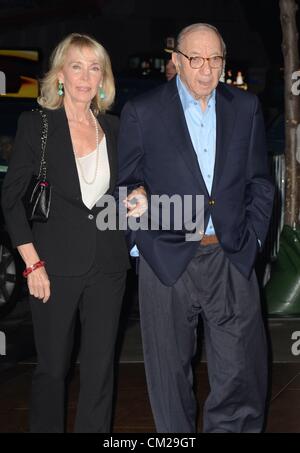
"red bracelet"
23,260,45,278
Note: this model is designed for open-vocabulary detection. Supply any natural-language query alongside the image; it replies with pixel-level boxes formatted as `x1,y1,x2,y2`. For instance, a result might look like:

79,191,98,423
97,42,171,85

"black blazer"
118,78,274,285
2,107,130,276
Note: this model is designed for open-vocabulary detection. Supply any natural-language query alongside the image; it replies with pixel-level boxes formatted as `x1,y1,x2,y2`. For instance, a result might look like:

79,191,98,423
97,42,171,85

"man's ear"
172,52,180,74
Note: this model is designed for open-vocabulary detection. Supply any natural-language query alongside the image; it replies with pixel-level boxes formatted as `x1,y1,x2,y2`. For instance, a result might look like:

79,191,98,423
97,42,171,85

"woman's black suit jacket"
1,107,130,276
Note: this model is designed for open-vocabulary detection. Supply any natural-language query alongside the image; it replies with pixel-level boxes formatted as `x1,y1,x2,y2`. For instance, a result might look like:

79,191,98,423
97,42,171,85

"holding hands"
124,186,148,218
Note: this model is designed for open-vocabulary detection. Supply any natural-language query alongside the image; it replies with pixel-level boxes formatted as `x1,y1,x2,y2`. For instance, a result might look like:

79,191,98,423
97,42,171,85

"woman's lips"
77,87,91,92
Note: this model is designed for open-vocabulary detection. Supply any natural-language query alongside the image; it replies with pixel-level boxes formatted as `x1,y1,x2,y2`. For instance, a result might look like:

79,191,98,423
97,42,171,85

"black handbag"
28,109,52,222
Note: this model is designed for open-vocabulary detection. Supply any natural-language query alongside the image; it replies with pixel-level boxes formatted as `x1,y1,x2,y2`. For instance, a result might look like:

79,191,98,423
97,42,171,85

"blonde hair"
38,33,115,114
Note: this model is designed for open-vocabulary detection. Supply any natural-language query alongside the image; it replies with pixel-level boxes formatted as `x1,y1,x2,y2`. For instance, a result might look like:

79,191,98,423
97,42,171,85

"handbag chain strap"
35,109,49,181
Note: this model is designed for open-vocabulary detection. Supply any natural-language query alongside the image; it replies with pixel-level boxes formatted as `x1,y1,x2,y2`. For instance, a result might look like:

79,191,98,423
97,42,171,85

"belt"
200,234,219,246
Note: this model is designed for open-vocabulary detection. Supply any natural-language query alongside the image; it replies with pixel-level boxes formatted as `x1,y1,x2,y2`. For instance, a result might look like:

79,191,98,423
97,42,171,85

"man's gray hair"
176,23,227,59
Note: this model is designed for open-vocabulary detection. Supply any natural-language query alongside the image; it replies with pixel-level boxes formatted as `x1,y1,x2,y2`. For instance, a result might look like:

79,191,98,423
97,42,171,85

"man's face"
172,29,223,100
165,59,177,81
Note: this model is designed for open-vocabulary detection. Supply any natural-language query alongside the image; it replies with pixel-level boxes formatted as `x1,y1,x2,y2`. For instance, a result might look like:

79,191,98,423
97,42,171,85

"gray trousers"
139,244,268,433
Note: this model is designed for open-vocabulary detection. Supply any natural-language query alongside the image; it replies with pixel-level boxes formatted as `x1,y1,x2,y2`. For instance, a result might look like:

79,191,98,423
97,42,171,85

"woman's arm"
18,243,50,303
2,112,51,303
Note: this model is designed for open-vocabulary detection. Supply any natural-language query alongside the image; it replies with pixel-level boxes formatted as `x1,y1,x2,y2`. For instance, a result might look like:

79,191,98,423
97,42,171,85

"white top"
75,135,110,209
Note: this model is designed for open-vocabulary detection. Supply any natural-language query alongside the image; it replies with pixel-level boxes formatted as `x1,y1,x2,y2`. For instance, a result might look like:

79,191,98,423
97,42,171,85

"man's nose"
201,59,212,74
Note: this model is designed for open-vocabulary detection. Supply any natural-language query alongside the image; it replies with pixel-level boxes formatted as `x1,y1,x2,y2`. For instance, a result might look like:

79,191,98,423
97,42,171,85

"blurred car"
0,150,23,317
0,98,36,317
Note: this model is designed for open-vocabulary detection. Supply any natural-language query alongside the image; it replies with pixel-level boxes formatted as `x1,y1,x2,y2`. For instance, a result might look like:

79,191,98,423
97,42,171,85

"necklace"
75,109,100,185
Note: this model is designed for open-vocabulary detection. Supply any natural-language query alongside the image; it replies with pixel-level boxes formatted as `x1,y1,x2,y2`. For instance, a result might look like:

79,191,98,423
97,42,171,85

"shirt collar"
176,75,216,110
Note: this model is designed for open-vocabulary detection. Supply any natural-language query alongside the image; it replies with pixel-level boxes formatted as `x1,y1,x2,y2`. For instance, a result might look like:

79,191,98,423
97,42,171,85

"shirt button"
204,148,208,152
201,123,204,127
207,174,211,178
88,214,94,220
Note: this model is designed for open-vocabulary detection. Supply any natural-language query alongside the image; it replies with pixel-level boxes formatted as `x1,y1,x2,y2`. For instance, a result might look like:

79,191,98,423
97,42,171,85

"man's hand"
124,186,148,218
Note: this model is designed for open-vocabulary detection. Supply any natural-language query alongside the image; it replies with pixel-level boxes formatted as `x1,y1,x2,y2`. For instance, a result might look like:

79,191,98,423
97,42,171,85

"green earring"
58,81,64,96
99,85,106,100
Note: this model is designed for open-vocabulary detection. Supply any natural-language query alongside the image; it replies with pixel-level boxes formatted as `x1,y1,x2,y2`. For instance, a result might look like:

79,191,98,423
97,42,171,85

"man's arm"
117,100,145,190
117,100,147,252
246,96,275,247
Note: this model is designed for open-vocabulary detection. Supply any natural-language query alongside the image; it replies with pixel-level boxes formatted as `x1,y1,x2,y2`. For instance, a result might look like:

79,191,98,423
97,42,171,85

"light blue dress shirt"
177,75,216,235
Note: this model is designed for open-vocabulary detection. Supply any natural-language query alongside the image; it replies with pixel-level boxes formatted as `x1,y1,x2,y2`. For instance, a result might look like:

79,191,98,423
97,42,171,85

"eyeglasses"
176,49,224,69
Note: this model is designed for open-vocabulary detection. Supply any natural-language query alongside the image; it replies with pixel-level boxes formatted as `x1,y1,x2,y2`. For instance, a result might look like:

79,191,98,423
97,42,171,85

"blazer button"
88,214,94,220
209,199,216,206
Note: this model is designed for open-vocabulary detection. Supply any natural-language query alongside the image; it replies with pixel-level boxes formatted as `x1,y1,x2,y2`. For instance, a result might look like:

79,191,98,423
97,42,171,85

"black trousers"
139,244,268,433
29,262,126,433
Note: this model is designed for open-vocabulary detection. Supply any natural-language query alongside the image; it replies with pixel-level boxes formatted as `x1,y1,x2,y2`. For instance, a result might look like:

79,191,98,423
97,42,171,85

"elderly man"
118,23,274,433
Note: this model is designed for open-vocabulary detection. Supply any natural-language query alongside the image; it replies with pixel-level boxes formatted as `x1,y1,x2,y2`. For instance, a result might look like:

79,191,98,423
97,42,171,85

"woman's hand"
17,243,50,303
124,186,148,218
27,266,51,303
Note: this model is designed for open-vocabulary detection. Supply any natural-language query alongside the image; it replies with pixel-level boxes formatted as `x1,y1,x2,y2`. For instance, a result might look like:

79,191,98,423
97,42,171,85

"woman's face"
58,45,103,105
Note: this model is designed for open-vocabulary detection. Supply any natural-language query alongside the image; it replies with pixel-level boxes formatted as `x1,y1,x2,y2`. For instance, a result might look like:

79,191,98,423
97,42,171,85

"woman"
1,33,130,433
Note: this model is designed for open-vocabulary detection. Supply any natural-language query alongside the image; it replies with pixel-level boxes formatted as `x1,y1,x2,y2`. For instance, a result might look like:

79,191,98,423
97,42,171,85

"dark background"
1,0,298,118
0,0,298,69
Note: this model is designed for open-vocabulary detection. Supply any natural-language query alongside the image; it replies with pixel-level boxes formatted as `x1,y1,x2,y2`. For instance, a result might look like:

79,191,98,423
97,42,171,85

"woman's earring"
99,85,106,100
58,81,64,96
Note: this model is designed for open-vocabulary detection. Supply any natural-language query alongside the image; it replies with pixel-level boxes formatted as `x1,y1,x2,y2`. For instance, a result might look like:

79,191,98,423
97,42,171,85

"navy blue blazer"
118,78,274,286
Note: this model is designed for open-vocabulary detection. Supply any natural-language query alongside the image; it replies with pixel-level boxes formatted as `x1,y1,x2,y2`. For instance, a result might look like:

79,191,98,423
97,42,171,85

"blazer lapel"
47,107,82,201
211,83,236,195
160,79,209,196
